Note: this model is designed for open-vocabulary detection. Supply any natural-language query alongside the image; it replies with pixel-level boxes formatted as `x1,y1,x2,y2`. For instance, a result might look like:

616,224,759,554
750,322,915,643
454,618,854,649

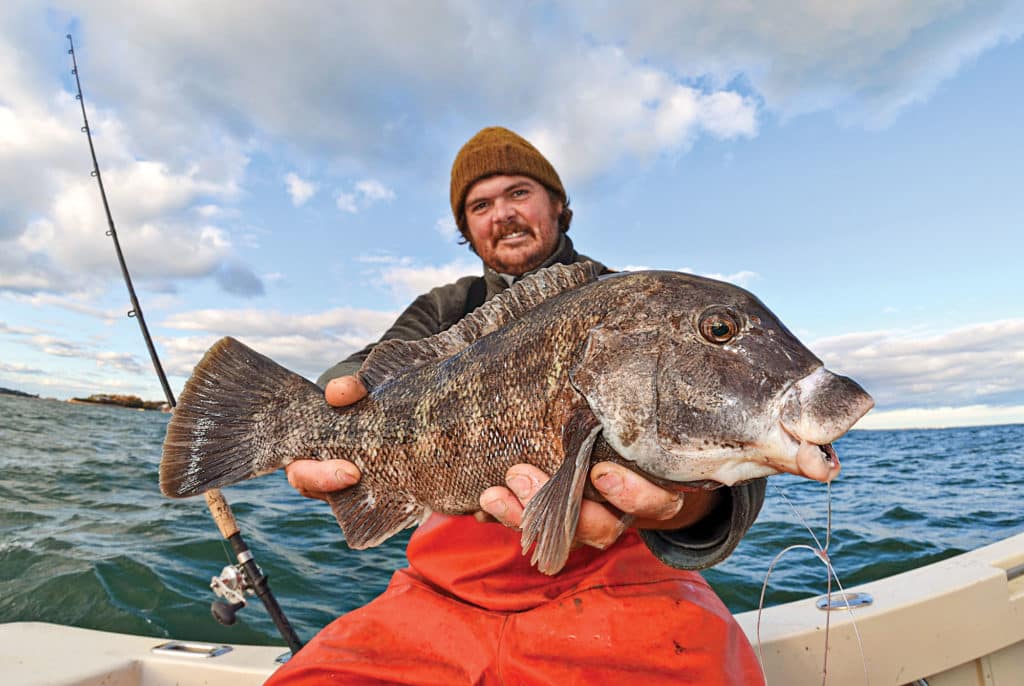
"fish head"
569,272,874,486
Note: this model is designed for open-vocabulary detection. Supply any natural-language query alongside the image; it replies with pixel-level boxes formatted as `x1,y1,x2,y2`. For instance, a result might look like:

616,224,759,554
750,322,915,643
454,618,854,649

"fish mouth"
772,365,872,483
779,422,842,482
797,441,840,482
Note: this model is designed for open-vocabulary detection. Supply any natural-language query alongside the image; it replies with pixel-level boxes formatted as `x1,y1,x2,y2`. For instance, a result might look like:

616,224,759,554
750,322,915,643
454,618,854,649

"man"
271,127,766,685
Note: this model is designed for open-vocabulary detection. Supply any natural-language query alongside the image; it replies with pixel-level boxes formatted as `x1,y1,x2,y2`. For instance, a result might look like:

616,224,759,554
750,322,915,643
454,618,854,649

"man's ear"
559,206,573,233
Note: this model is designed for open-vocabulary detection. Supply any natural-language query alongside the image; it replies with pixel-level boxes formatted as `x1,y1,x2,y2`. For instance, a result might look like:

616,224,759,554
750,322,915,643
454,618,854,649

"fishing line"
220,537,234,564
756,482,869,686
66,34,302,654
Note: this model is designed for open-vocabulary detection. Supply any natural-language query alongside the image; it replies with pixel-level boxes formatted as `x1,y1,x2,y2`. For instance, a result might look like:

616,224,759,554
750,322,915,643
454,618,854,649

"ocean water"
1,393,1021,647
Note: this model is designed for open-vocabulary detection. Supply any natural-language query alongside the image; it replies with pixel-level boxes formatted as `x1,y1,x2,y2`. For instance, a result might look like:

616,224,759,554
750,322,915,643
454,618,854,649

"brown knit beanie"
450,127,566,234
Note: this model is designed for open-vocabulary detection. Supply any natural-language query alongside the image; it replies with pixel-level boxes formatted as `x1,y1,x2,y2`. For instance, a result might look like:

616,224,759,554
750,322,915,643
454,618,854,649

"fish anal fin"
326,485,426,549
520,407,602,575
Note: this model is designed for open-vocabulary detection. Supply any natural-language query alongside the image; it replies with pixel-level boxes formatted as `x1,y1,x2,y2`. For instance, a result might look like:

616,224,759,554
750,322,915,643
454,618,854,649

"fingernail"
335,466,358,485
481,495,508,516
594,470,622,496
507,474,533,499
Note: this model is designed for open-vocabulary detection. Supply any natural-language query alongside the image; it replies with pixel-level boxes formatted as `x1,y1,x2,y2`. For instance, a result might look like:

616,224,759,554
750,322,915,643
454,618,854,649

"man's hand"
477,462,720,549
283,375,366,501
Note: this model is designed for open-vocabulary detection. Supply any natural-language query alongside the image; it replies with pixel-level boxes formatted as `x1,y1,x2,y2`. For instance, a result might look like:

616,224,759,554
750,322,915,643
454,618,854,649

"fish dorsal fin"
358,261,600,391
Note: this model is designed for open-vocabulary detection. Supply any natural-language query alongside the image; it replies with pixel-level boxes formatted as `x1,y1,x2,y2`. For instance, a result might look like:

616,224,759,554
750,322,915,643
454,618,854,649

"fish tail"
160,337,326,498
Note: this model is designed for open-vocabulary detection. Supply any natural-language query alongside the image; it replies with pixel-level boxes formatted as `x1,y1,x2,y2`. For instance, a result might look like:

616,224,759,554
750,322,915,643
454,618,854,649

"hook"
128,310,137,318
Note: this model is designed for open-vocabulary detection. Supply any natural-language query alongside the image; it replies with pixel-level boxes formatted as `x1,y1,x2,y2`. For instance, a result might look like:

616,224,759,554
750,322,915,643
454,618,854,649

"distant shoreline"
68,394,170,412
0,387,39,399
1,387,168,410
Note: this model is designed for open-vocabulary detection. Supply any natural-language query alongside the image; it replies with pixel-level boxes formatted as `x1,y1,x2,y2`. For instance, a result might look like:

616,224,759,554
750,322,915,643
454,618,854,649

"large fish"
161,262,873,574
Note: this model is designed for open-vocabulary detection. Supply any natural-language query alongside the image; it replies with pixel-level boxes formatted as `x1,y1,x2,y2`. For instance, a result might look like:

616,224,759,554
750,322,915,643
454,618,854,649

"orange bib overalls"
266,514,764,685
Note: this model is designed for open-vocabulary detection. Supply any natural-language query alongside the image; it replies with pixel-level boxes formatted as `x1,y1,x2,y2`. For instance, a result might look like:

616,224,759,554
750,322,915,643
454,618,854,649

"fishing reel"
210,563,255,626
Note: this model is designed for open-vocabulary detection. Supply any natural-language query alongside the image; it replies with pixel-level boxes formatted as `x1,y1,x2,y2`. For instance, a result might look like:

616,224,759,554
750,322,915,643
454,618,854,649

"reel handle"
211,600,246,626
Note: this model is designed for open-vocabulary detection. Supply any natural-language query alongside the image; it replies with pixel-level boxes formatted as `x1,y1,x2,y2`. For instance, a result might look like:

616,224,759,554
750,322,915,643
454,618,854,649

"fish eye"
698,308,741,344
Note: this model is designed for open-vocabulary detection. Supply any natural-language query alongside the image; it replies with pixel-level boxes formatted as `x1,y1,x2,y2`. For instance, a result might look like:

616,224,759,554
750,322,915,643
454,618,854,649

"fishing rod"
66,34,303,655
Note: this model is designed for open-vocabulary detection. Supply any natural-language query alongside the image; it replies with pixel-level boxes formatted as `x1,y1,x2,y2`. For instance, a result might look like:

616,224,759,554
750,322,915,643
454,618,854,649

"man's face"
463,175,562,276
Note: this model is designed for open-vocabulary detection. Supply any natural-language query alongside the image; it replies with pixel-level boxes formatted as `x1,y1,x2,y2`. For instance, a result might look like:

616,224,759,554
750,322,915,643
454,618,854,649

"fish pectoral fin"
520,408,602,575
326,484,425,549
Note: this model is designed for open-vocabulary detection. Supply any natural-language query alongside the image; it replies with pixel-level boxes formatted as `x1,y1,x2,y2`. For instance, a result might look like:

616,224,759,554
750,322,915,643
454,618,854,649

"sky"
0,1,1021,430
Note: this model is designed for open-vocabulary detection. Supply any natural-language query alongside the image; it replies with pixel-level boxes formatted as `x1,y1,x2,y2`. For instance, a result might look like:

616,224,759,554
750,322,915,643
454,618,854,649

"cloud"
24,4,764,185
0,319,44,336
1,325,147,376
2,361,165,399
812,318,1024,410
0,11,261,299
355,179,396,202
214,262,265,298
336,178,396,214
573,2,1024,126
617,264,759,288
162,306,396,339
195,204,226,218
375,260,480,301
856,404,1024,431
689,269,759,288
524,46,758,182
160,333,385,385
356,253,412,265
336,192,358,213
6,2,1009,304
284,172,317,206
0,360,46,376
160,305,399,380
0,88,256,297
93,349,146,374
23,293,119,321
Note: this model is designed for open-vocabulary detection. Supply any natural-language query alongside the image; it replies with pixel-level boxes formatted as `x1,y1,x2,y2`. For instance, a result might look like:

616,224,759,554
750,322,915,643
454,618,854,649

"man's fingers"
284,459,360,501
325,376,368,407
485,464,629,551
476,463,691,551
573,499,631,550
505,465,547,504
590,461,683,521
479,486,524,528
478,465,548,529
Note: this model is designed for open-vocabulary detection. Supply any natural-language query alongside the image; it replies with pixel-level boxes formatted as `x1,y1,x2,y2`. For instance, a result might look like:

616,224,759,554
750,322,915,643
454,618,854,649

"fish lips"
775,366,874,482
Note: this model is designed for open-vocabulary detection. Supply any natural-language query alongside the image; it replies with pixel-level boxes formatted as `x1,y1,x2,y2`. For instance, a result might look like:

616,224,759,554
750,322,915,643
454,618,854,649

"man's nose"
493,198,517,224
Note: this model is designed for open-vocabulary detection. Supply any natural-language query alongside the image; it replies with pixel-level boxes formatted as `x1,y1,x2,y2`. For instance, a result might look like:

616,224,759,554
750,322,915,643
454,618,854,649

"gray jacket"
318,235,765,570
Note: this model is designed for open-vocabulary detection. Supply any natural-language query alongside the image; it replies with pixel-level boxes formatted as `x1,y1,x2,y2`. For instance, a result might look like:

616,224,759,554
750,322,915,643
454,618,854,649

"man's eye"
470,201,488,213
510,189,528,198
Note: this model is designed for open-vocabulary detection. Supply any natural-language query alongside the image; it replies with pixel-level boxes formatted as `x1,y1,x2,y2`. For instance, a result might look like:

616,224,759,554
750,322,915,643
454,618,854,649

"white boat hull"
3,532,1022,686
